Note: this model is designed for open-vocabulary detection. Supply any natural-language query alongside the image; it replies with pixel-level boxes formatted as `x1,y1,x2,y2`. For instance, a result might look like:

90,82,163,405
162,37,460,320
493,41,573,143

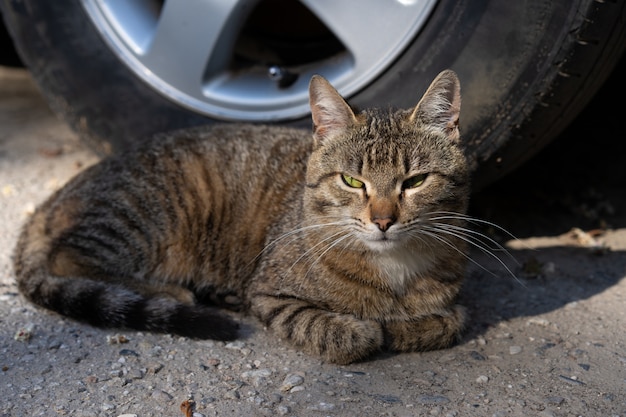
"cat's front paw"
384,305,466,352
311,316,384,365
252,295,383,364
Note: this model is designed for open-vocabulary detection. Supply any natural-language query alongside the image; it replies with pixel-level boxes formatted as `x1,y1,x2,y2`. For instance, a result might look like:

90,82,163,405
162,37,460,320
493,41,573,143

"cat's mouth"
360,231,401,252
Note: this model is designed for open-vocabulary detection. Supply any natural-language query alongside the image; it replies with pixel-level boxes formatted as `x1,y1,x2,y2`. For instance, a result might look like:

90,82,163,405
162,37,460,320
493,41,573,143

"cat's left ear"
410,69,461,142
309,75,358,146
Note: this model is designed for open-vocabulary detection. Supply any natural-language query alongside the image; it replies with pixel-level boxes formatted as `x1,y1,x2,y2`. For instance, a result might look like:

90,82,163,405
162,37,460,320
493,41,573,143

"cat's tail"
12,215,238,341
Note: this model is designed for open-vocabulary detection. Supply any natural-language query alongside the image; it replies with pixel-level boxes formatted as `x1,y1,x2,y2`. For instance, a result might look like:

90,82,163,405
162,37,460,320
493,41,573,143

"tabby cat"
14,70,470,364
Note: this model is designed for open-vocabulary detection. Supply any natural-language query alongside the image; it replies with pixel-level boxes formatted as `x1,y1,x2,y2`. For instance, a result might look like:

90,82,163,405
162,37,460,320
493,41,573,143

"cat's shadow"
459,245,625,341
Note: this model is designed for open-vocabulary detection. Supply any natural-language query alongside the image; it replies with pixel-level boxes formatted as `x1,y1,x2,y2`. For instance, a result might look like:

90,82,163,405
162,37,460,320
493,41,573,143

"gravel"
1,67,625,416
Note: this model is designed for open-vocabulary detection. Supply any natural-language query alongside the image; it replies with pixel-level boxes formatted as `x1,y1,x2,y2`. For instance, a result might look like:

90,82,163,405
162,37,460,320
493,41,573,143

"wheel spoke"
300,0,435,74
142,0,258,95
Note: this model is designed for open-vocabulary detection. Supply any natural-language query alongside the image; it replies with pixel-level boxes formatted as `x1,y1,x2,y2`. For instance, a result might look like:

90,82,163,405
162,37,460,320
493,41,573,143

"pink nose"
372,216,395,232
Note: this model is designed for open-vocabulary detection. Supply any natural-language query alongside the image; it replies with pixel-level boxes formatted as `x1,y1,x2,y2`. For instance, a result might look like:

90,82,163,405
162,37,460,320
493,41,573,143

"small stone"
224,390,240,400
276,405,291,415
116,414,138,417
14,324,34,342
225,341,246,350
100,403,116,411
476,375,489,383
280,373,305,392
241,369,272,379
151,389,173,402
469,351,486,361
128,369,143,380
146,362,164,375
509,346,522,355
107,334,130,344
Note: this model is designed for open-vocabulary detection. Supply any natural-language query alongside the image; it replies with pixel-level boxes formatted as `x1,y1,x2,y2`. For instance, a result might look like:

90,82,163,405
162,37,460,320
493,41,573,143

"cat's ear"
410,70,461,141
309,75,358,145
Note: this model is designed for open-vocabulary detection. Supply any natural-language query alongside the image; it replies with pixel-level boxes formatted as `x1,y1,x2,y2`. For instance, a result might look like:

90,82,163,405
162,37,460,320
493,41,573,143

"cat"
13,70,470,364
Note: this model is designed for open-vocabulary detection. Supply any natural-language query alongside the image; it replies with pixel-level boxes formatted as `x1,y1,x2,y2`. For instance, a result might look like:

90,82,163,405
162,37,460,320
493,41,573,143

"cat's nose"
372,216,395,232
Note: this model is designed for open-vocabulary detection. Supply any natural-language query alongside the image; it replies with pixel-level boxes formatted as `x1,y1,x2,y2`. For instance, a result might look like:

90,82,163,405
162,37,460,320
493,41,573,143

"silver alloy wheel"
81,0,437,121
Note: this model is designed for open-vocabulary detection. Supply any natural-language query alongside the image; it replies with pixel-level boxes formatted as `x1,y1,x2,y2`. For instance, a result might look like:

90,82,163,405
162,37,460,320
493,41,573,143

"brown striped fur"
14,70,470,364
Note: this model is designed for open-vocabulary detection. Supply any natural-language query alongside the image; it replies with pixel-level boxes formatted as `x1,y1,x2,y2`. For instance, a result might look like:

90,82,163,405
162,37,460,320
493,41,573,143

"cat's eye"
341,174,365,189
402,174,428,190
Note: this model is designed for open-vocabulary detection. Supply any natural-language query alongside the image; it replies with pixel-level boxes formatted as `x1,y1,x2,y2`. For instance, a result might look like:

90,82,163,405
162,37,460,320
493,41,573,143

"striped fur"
14,70,470,364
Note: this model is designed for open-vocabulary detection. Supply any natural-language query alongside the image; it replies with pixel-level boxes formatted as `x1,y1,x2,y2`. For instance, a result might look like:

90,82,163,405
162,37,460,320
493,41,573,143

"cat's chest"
372,248,436,295
310,248,442,320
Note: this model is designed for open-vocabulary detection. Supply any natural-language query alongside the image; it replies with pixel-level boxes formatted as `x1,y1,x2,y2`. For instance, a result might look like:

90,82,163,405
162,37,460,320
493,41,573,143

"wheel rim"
81,0,437,121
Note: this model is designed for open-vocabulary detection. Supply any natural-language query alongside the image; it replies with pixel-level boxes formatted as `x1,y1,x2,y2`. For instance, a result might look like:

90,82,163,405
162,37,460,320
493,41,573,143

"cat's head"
304,70,469,254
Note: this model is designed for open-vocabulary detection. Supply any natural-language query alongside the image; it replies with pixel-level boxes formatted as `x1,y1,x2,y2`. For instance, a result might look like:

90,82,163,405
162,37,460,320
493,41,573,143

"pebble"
276,405,291,415
280,373,305,392
224,390,240,400
117,414,138,417
509,346,523,355
151,389,173,402
527,317,550,327
241,368,272,379
225,341,246,350
476,375,489,383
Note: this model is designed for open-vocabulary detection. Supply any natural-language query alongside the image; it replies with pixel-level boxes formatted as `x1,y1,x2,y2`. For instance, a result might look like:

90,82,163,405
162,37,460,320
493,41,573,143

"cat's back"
15,124,313,290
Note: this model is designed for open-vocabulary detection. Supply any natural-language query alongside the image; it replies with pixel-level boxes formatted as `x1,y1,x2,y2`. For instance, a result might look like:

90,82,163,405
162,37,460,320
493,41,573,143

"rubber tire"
2,0,625,187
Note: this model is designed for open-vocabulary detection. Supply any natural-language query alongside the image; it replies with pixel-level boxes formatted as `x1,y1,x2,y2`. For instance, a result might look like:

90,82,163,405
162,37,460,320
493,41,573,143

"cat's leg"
250,293,384,364
383,305,466,352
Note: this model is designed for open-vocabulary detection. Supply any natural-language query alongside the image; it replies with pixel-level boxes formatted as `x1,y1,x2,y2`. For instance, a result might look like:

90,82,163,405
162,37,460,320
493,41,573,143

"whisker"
248,218,352,267
303,232,356,279
423,224,524,286
431,222,519,266
427,211,524,243
287,229,349,273
413,228,501,279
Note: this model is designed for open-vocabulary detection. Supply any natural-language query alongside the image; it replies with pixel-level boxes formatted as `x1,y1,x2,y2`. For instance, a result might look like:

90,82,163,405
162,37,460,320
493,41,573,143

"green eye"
341,174,365,189
402,174,428,189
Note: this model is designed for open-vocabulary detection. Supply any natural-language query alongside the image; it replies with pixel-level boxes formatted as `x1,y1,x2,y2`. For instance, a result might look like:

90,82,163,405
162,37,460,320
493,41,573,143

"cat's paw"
309,316,384,365
252,295,383,364
384,305,466,352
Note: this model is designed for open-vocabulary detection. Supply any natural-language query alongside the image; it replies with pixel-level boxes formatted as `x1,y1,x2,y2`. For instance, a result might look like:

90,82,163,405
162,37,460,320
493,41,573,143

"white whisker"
412,227,500,279
427,211,524,243
431,222,519,266
287,229,349,273
423,224,523,286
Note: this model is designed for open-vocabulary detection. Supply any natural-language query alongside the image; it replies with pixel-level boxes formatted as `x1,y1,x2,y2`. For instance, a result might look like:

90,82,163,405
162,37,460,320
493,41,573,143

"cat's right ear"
309,75,358,146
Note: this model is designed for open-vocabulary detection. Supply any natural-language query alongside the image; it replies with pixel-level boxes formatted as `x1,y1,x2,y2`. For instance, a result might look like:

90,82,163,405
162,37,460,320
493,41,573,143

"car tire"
1,0,625,187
